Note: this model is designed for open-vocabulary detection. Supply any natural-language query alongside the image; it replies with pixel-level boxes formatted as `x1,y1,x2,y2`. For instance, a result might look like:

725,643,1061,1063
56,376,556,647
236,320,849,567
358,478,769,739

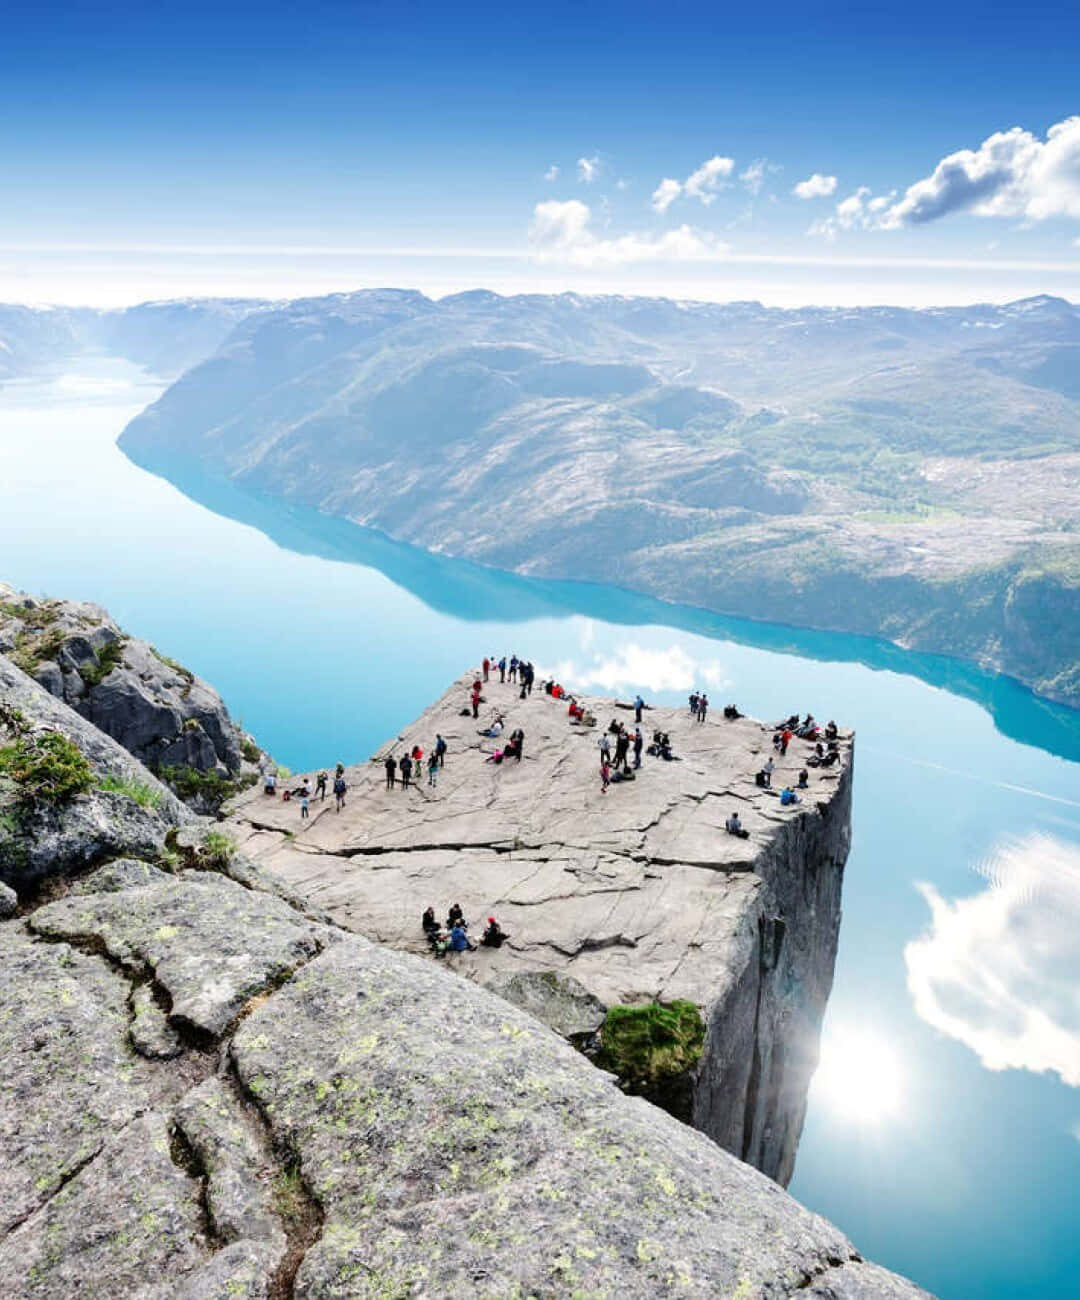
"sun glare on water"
813,1029,906,1126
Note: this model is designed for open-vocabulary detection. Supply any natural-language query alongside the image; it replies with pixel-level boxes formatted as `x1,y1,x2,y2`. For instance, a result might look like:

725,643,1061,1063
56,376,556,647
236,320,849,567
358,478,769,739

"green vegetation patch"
596,1000,705,1091
0,730,93,807
150,646,194,681
96,772,164,810
79,638,126,688
157,763,255,809
240,737,261,764
11,626,66,675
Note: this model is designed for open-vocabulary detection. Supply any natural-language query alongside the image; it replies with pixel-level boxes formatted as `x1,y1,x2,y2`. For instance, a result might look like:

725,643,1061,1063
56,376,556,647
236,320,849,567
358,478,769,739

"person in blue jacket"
449,922,476,952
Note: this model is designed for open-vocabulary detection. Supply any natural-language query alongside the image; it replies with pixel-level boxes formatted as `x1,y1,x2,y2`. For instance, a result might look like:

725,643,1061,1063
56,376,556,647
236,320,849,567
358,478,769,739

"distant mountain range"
4,288,1078,706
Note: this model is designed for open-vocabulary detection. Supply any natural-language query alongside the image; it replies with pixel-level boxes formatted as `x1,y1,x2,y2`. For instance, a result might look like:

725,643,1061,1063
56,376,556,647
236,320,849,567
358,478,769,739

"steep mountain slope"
118,289,1080,707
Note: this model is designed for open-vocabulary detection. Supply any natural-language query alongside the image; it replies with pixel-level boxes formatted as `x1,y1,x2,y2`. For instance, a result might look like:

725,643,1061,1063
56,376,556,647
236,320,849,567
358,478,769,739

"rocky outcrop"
0,583,265,810
0,635,928,1297
225,672,853,1187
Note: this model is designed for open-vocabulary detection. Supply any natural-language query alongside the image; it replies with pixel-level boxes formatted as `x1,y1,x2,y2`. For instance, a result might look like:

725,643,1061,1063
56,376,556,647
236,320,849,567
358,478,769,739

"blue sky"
3,0,1080,306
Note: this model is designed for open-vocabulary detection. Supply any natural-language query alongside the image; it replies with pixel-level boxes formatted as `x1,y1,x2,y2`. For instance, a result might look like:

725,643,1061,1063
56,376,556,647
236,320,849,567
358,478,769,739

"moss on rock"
596,1000,705,1108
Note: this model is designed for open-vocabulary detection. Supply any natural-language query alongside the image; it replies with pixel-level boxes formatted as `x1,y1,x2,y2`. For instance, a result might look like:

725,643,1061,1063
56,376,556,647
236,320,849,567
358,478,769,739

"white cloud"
844,116,1080,230
652,155,735,213
794,173,838,200
577,155,600,183
544,643,730,693
740,159,769,196
905,833,1080,1087
684,155,735,204
809,187,896,239
616,178,630,191
529,200,729,267
651,178,683,213
544,164,560,182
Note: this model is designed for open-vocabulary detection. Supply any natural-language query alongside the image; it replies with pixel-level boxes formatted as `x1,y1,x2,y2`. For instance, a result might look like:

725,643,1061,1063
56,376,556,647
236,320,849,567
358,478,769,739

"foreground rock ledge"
0,647,928,1297
227,673,853,1186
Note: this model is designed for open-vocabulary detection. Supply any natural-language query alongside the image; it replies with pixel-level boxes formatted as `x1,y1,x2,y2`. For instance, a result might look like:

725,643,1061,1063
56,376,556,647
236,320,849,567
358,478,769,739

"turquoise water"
3,359,1079,1298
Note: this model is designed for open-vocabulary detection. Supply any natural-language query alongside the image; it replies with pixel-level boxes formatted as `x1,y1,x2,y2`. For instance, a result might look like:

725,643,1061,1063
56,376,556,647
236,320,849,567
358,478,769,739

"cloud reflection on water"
905,833,1080,1087
546,638,731,694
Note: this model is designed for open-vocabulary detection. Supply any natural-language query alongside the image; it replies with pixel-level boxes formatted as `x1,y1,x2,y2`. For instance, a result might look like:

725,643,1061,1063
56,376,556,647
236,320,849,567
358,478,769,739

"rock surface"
0,583,266,810
225,671,852,1186
0,623,928,1297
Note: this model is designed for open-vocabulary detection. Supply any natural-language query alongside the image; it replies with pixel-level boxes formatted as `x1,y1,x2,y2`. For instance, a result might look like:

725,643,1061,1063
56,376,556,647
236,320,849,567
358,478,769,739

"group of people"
480,655,537,701
688,691,710,722
265,762,348,817
422,904,508,957
385,733,449,790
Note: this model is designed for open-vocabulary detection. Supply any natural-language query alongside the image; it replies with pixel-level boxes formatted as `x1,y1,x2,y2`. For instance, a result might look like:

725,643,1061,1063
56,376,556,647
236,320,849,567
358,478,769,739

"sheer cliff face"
222,672,854,1189
695,758,852,1184
116,288,1080,708
0,647,930,1298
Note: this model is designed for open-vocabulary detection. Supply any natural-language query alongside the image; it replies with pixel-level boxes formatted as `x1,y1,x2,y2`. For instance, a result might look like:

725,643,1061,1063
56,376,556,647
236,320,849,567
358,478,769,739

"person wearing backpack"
333,773,347,811
399,754,412,788
435,734,447,768
384,755,396,789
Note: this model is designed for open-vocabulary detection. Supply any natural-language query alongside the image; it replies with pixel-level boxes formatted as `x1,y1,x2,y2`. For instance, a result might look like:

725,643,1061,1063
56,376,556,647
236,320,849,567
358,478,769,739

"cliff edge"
226,671,852,1187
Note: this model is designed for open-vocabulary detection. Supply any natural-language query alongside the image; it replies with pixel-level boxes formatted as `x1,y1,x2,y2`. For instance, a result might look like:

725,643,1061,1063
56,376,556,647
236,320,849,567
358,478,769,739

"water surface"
2,358,1078,1299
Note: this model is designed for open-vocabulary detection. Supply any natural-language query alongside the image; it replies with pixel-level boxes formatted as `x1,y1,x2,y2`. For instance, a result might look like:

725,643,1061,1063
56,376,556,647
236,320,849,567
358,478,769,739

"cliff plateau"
225,671,852,1188
0,618,929,1298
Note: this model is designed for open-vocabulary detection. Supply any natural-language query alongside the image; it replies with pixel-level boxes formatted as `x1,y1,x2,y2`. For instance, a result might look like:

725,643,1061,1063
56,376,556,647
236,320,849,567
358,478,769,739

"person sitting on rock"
263,768,277,796
798,769,809,789
779,786,801,806
481,916,508,947
449,922,476,953
825,720,839,741
762,757,775,787
447,903,465,929
725,811,749,839
480,716,504,738
723,704,742,720
422,906,439,934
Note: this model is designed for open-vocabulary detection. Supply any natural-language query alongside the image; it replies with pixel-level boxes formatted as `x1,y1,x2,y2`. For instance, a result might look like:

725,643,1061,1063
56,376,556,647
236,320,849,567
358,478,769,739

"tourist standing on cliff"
315,770,327,802
471,683,481,718
427,753,439,788
498,656,506,682
614,728,630,773
697,693,708,723
299,790,310,820
689,691,699,717
384,755,396,789
633,727,643,769
600,755,611,793
435,733,447,768
509,655,519,683
399,754,412,788
334,772,347,810
483,656,490,682
634,693,644,723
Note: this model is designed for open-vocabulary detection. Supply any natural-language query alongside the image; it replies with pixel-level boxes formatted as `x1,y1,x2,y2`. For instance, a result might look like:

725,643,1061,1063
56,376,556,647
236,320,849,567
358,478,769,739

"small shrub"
0,731,93,806
240,737,261,764
202,830,234,868
96,773,164,810
12,627,66,675
596,1000,706,1091
80,638,126,688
